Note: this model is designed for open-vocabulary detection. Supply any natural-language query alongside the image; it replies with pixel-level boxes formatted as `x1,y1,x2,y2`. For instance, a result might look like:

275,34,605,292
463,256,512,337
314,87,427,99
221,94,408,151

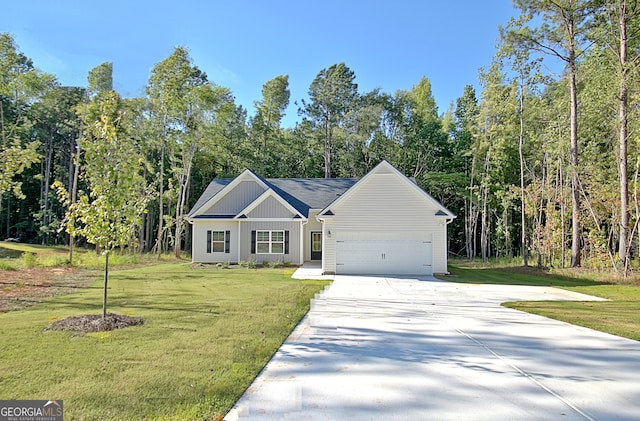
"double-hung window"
255,230,285,254
206,230,230,253
211,231,226,252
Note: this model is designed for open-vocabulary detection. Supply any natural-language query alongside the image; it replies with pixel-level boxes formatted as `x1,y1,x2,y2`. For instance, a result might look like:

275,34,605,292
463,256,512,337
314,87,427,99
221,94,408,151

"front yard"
0,261,329,420
444,261,640,342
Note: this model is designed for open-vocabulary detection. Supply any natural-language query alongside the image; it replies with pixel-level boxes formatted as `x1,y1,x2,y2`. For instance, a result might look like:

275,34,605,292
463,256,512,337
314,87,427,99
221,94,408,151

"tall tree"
251,75,290,174
301,63,358,178
601,0,640,269
146,47,233,257
0,33,54,238
402,77,449,178
500,19,547,266
29,86,84,244
509,0,598,267
453,85,480,258
87,62,113,94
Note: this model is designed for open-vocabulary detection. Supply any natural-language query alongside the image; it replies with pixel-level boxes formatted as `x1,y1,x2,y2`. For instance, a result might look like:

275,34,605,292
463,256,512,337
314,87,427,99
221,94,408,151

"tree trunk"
559,158,566,268
568,33,581,267
69,139,81,265
174,156,193,259
466,148,479,259
154,140,165,255
102,252,109,318
519,80,528,267
480,146,492,262
617,0,629,269
42,132,54,244
324,119,332,178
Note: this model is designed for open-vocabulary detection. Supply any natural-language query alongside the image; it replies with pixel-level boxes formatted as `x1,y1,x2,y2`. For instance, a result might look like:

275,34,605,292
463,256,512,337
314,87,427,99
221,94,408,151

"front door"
311,232,322,260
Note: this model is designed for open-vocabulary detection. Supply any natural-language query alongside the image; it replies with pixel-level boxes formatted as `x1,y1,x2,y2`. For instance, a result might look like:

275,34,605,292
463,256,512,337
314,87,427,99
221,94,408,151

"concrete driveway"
225,275,640,420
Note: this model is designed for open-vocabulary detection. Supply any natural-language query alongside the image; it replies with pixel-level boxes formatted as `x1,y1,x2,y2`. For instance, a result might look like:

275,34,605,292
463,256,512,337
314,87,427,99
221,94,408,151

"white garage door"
335,232,433,275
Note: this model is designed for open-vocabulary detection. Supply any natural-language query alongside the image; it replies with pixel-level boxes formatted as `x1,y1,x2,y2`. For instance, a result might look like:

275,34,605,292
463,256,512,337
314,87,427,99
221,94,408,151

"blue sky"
2,0,517,127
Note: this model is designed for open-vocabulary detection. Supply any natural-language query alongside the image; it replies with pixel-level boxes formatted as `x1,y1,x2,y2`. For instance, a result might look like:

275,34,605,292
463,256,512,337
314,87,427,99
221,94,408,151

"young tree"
56,91,150,317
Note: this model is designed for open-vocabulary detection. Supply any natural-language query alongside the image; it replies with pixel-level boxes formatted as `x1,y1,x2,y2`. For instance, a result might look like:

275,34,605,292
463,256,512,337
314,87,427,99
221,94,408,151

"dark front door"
311,232,322,260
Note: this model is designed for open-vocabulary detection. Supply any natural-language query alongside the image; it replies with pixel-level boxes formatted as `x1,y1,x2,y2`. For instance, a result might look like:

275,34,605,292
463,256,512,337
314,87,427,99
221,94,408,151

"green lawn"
0,263,329,420
0,242,174,269
442,262,640,342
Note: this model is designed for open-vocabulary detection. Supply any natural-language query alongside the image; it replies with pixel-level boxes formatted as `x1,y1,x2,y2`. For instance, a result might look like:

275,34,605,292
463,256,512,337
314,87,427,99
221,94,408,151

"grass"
0,242,176,269
442,259,640,342
0,262,330,420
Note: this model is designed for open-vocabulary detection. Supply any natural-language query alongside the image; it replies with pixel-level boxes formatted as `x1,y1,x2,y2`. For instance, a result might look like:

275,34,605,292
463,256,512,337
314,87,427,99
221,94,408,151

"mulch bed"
46,313,144,333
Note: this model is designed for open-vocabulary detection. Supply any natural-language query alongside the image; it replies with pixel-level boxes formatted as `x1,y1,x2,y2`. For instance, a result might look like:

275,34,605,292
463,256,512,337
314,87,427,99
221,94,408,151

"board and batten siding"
323,172,448,274
191,220,239,263
246,196,296,218
202,181,265,215
239,220,303,265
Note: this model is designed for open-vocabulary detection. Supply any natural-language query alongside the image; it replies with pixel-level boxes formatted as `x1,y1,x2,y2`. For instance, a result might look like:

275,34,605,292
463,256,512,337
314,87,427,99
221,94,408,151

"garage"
335,231,433,275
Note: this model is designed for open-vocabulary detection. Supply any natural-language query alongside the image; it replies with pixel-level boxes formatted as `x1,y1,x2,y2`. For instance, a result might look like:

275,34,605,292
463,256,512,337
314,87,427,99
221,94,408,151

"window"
212,231,225,252
253,230,288,254
256,231,271,253
206,230,230,253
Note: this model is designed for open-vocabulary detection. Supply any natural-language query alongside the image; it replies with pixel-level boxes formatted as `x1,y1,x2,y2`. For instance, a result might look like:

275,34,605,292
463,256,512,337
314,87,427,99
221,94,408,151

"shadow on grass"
445,264,607,287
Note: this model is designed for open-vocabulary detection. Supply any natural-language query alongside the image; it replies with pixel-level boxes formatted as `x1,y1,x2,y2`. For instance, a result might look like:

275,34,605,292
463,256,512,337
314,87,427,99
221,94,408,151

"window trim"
206,230,230,254
211,231,225,253
255,230,285,254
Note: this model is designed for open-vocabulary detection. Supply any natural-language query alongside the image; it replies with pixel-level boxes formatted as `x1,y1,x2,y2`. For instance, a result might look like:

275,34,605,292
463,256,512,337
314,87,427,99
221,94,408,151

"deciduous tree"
56,91,150,317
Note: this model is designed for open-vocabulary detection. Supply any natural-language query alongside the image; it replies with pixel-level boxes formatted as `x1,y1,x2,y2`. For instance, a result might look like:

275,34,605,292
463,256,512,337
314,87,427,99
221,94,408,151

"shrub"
21,252,39,268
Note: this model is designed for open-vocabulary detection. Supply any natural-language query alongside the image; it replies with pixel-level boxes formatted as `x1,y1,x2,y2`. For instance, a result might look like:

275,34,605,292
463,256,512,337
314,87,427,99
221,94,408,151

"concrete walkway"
225,275,640,420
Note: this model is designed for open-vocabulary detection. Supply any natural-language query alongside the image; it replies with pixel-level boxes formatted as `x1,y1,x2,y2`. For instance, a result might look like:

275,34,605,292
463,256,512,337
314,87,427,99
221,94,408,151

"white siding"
191,220,239,263
323,172,449,274
203,181,265,215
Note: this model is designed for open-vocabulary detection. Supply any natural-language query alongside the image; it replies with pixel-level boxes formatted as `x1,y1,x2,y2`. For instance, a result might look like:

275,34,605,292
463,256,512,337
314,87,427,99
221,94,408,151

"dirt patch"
46,313,144,333
0,267,98,312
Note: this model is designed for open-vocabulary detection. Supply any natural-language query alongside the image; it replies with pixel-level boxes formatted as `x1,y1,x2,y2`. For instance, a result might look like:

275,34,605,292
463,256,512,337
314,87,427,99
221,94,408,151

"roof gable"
318,160,455,219
238,190,304,219
188,169,268,218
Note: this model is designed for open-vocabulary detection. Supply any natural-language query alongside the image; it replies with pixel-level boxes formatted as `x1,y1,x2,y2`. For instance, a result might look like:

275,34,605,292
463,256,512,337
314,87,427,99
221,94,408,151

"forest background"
1,0,639,272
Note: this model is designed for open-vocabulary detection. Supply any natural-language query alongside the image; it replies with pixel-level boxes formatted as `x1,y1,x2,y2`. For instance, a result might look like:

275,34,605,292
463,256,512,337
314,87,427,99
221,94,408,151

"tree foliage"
3,4,640,274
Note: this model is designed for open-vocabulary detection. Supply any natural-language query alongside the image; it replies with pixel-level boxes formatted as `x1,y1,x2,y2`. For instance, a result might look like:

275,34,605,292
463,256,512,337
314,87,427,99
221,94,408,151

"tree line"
0,0,638,271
